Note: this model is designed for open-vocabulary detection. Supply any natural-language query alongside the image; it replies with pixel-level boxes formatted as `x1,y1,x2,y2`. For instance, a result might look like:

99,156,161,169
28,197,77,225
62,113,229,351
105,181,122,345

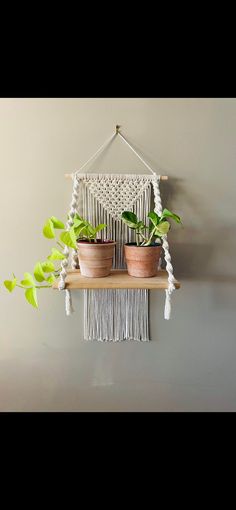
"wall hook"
116,125,121,135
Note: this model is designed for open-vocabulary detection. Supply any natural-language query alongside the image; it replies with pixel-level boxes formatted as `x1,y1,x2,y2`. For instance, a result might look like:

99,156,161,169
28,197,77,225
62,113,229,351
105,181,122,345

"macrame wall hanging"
57,126,179,342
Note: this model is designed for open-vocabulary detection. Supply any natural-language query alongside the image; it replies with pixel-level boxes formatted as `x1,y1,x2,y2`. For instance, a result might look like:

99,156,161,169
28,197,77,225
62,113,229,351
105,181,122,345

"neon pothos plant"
121,209,181,246
4,214,106,308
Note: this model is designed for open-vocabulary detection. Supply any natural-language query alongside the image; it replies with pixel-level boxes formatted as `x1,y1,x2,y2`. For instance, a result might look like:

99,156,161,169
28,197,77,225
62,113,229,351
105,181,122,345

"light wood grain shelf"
53,269,180,290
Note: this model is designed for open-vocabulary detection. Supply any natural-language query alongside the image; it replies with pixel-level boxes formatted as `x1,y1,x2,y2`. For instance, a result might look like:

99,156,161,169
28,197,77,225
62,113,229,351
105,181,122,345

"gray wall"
0,98,235,411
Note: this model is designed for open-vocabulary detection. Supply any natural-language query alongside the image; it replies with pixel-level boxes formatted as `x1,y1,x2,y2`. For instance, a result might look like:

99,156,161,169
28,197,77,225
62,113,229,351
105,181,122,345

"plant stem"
143,227,156,246
57,241,64,249
36,285,52,288
139,232,148,243
16,284,52,289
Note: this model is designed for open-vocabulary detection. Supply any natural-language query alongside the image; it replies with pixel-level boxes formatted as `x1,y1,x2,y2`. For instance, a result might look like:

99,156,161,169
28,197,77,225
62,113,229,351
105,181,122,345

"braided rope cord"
152,175,176,320
58,175,80,315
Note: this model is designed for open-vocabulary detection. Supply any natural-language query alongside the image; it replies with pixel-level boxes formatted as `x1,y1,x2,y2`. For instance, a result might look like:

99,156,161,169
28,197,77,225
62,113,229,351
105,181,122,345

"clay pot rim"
77,240,116,245
125,242,161,248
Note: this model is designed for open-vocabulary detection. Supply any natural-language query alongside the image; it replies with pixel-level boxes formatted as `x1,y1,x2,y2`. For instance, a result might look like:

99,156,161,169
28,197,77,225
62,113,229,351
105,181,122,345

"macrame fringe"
84,289,149,341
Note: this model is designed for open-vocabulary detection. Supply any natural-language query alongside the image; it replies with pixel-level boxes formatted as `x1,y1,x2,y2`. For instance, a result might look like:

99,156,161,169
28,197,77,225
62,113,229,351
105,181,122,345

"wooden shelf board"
53,269,180,290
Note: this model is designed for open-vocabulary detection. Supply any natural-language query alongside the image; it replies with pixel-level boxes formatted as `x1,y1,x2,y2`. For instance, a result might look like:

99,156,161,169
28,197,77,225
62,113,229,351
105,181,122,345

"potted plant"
72,214,116,277
3,214,115,309
121,209,181,277
44,214,116,277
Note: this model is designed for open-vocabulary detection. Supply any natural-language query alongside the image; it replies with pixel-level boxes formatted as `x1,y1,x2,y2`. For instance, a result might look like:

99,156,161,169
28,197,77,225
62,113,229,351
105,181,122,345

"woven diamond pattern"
84,175,151,220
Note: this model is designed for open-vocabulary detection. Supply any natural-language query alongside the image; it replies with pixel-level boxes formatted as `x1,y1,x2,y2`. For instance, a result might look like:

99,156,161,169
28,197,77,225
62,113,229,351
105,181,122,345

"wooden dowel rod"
65,173,168,180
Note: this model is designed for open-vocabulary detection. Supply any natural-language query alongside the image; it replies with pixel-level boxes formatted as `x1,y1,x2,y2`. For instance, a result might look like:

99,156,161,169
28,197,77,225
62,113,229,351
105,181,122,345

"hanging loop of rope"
70,128,158,177
117,132,157,175
75,132,116,175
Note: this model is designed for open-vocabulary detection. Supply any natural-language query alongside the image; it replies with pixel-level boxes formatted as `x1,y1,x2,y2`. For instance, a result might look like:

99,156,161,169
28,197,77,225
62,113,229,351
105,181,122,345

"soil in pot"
124,242,162,277
77,240,116,277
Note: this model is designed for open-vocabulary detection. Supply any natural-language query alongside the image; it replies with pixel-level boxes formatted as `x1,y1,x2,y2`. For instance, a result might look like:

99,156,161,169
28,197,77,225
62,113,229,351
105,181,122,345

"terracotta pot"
124,243,162,277
77,240,116,277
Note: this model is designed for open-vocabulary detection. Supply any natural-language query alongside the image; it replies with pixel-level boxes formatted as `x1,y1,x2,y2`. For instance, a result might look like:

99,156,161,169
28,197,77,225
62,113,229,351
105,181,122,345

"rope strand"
70,129,159,178
117,132,157,175
58,174,80,315
75,133,116,175
153,175,176,320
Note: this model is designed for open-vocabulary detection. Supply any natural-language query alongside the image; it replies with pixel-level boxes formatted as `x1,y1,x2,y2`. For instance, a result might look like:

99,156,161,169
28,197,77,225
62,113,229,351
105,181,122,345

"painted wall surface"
0,98,235,411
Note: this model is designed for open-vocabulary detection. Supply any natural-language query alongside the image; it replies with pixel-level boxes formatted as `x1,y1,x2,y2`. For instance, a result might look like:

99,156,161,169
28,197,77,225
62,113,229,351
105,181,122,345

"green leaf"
74,224,87,238
94,224,106,234
60,230,77,249
21,272,35,287
50,216,65,229
148,211,160,227
74,213,83,222
87,224,96,236
34,262,45,282
73,218,85,229
121,211,138,229
4,280,12,292
4,278,17,292
25,287,38,308
154,221,170,237
84,226,92,237
41,260,55,273
69,227,77,246
47,248,65,261
161,208,181,224
43,219,55,239
46,274,56,284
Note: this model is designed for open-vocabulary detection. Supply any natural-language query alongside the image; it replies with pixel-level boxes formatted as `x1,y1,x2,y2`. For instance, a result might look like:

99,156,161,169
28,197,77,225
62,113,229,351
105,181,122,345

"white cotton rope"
58,174,80,315
65,288,74,315
117,132,157,175
74,132,116,175
71,130,158,178
153,175,176,320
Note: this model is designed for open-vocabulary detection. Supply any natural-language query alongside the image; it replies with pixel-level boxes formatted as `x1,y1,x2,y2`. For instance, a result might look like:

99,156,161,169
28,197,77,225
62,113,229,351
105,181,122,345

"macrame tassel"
65,289,74,315
164,289,171,320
